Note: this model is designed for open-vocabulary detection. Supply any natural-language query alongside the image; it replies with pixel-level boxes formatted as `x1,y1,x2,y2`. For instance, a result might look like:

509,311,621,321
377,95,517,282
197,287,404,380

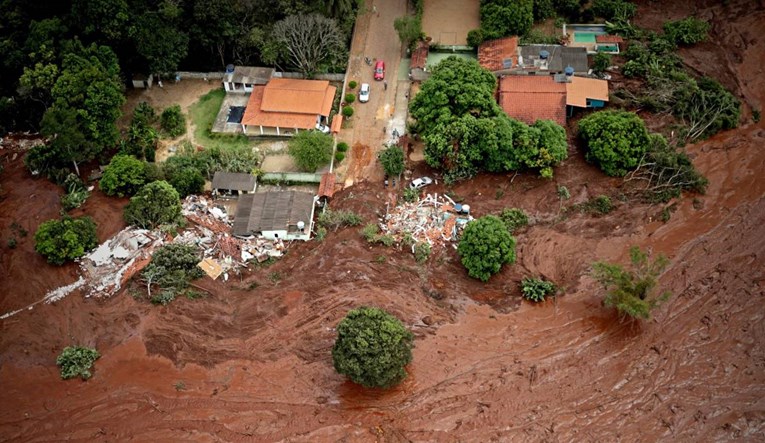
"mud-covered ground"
1,0,764,441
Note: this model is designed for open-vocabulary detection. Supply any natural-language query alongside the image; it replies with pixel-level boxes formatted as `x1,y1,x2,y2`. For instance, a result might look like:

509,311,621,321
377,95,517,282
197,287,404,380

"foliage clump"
498,208,529,233
378,145,405,177
592,246,671,320
663,17,710,46
57,346,100,380
317,209,363,231
332,307,414,388
578,110,650,177
521,277,556,302
142,243,204,305
60,173,90,211
34,216,98,265
160,105,186,137
414,242,431,263
99,154,147,197
288,130,333,172
458,215,516,282
124,181,181,228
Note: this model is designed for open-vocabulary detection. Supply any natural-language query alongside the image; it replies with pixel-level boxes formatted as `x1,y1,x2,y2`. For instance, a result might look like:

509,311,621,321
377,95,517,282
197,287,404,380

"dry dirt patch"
422,0,480,46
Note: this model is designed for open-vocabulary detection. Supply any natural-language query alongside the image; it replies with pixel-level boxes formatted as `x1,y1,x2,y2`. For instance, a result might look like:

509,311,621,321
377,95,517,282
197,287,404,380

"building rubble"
380,193,474,249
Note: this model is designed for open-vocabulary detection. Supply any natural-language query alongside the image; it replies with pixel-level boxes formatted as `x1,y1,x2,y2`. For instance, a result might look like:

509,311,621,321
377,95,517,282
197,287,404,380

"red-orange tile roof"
478,37,519,71
596,34,624,43
565,76,609,107
261,78,335,115
330,115,342,133
498,76,566,126
411,40,429,69
318,173,336,198
242,86,318,129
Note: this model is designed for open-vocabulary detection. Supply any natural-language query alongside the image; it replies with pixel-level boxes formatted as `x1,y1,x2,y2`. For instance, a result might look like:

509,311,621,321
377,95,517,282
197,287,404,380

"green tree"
592,246,671,320
132,8,188,75
160,105,186,137
592,52,612,74
288,130,333,172
378,145,405,177
100,154,147,197
480,0,534,40
70,0,130,41
124,181,182,228
457,215,516,281
27,107,94,179
142,243,204,304
578,110,650,177
123,104,159,161
167,167,205,198
34,216,98,265
56,346,100,380
531,119,568,177
591,0,637,20
533,0,556,21
663,17,710,46
394,15,422,50
332,307,414,388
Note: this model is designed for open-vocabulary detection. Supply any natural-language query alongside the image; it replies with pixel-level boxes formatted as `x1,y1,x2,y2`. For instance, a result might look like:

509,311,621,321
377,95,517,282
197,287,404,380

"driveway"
340,0,409,187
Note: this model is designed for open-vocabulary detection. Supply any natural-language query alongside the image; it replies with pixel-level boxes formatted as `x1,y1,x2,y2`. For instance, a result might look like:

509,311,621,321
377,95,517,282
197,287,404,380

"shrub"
160,105,186,137
467,28,485,47
414,242,431,263
288,130,333,172
394,15,423,50
342,105,354,118
57,346,100,380
592,246,672,320
335,151,345,163
361,223,380,242
61,173,90,211
34,216,98,265
332,307,414,388
578,111,651,177
348,80,357,89
592,52,612,74
142,243,204,304
663,17,710,46
591,0,636,20
345,93,356,104
591,195,613,214
336,141,349,152
403,187,419,203
378,145,405,177
458,215,516,282
521,277,556,302
124,180,182,228
498,208,529,233
167,167,205,197
317,209,363,231
99,154,147,197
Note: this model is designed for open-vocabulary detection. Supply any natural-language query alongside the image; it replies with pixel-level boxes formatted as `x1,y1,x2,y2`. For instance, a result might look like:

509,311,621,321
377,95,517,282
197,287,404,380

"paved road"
340,0,409,187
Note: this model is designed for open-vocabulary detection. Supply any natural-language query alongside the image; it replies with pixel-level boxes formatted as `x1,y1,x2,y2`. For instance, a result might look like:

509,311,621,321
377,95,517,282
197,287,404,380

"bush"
361,223,380,242
521,277,556,302
591,0,636,20
336,141,349,152
61,173,90,211
332,307,414,388
663,17,710,46
578,111,651,177
34,216,98,265
317,209,363,231
142,243,204,304
498,208,529,233
467,28,485,47
335,151,345,163
167,167,205,197
56,346,100,380
342,105,354,118
288,130,333,172
124,181,182,228
99,154,147,197
348,81,357,89
378,145,405,177
344,93,356,104
394,15,423,49
458,215,516,282
592,52,612,74
403,187,419,203
592,246,671,320
414,242,431,263
592,195,613,214
160,105,186,137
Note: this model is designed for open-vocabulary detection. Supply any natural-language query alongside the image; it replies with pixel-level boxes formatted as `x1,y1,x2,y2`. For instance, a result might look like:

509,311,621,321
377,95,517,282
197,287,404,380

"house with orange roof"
241,78,337,136
565,76,609,112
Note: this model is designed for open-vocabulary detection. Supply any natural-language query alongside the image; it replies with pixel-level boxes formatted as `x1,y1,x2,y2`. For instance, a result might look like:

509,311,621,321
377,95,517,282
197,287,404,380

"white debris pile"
79,228,165,297
381,193,474,247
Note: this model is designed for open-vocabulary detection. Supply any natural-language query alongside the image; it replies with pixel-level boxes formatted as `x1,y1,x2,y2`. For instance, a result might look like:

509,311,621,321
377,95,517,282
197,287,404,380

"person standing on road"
383,81,387,91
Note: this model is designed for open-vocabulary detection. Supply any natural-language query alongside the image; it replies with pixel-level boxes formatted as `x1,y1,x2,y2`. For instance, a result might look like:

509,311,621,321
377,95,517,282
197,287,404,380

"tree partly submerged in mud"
592,246,672,320
458,215,517,282
57,346,100,380
34,216,98,265
141,243,205,305
332,307,414,388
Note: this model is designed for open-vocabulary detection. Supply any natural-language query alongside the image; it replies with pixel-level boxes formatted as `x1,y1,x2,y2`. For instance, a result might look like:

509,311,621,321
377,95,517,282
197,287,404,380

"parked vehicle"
374,60,385,81
315,123,330,134
409,177,433,189
359,83,370,102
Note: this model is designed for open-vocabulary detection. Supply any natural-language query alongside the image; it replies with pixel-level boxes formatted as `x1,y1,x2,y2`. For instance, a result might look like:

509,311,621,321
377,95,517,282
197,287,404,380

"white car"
409,177,433,189
315,123,330,134
359,83,370,103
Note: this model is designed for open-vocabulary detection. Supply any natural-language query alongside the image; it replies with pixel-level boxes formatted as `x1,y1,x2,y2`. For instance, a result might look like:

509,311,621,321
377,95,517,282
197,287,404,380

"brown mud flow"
1,0,764,440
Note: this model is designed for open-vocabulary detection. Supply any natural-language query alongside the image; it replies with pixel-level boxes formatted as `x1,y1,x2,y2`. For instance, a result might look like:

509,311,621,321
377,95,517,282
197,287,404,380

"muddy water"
2,1,765,441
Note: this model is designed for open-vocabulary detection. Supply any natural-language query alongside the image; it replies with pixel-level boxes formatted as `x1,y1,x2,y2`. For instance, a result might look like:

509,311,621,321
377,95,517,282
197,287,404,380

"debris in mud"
380,193,473,249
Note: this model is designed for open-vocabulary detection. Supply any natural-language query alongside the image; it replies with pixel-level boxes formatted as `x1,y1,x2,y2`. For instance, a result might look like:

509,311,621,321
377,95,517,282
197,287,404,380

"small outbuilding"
131,74,154,89
223,66,275,93
211,172,257,198
233,191,317,241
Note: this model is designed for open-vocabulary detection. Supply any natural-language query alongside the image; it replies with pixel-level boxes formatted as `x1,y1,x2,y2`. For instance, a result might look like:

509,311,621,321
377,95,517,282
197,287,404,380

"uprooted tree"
141,243,204,305
332,307,414,388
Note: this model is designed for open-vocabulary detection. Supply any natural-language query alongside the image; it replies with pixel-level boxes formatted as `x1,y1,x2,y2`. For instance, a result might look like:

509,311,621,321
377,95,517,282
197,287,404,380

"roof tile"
498,76,567,126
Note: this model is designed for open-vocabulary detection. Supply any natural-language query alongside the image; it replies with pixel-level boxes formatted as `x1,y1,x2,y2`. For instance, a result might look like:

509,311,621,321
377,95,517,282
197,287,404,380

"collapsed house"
380,193,474,248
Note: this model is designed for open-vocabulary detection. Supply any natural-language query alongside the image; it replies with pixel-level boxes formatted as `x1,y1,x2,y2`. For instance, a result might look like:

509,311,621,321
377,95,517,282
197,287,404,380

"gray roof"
519,45,588,73
212,172,256,191
233,191,314,235
228,66,274,85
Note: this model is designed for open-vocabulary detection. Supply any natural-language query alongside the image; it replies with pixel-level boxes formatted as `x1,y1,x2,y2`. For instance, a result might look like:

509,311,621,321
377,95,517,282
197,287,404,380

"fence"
175,71,225,80
175,70,344,82
260,172,322,184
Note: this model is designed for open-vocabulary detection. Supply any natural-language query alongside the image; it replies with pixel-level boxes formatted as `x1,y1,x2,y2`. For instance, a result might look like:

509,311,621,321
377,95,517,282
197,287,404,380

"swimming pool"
574,32,598,43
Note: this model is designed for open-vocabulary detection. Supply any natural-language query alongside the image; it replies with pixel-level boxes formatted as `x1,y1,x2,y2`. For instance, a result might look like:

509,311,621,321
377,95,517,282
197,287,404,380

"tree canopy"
269,14,346,77
99,154,148,197
332,307,414,388
124,181,182,228
288,130,334,172
578,110,650,177
457,215,516,282
479,0,534,41
34,216,98,265
378,145,405,177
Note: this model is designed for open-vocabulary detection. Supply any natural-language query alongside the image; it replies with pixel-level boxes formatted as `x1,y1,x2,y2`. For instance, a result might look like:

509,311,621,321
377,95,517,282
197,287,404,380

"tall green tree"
34,216,99,265
457,215,516,282
132,11,189,75
332,307,414,388
480,0,534,40
99,154,148,197
378,145,405,177
578,110,650,177
124,180,182,228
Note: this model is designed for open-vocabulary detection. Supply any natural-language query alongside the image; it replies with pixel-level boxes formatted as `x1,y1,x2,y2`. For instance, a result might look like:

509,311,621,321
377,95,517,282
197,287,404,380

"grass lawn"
188,89,257,151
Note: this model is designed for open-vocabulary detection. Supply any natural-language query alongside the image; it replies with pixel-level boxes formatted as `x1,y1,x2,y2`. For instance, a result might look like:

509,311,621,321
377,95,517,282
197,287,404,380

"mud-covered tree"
269,14,345,77
578,110,650,177
99,154,147,197
592,246,671,320
34,216,98,265
663,17,710,46
458,215,516,282
124,180,181,228
288,130,333,172
142,243,204,305
378,145,405,177
332,307,414,388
